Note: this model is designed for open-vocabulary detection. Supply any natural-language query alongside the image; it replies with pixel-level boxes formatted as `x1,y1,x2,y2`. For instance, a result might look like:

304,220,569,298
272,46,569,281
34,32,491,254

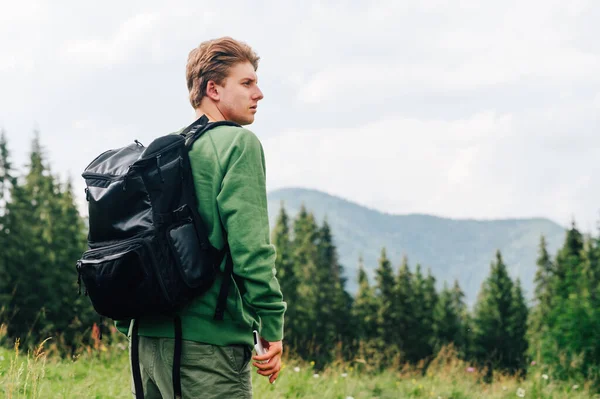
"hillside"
267,188,566,304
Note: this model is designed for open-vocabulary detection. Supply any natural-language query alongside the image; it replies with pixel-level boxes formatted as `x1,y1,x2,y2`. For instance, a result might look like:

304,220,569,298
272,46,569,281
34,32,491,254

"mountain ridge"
270,186,563,225
266,187,566,304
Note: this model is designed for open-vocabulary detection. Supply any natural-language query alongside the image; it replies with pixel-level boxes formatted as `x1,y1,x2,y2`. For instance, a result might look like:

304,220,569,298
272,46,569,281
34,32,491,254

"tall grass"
1,323,599,398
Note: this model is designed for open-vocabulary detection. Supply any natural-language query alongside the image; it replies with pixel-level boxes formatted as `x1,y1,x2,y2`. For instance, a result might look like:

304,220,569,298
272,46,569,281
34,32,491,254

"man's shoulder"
207,124,262,148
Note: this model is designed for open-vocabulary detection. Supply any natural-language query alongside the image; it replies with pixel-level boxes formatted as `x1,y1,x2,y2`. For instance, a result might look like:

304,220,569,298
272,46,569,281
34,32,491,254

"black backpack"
76,115,239,399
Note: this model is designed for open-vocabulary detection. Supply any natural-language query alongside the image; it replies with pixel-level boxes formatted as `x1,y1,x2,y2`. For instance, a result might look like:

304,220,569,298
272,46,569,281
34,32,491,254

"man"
119,36,286,399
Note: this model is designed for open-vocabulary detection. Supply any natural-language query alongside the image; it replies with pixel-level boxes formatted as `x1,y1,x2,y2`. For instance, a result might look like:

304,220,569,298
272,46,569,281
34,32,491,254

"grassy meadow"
1,330,598,399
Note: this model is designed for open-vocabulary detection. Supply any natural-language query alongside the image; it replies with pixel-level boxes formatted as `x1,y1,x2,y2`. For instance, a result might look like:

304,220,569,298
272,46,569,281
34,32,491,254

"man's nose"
254,86,264,101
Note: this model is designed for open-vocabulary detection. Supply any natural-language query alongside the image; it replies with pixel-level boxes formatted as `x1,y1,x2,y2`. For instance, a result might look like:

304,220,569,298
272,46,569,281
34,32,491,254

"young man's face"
215,61,264,125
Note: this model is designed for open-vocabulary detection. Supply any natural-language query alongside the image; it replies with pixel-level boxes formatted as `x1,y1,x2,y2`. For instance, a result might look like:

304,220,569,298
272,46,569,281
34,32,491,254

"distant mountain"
267,187,566,305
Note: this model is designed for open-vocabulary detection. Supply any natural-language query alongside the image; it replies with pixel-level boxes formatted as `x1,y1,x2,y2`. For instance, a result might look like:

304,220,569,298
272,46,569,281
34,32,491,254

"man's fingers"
252,345,281,362
254,357,280,376
253,356,277,371
269,370,280,384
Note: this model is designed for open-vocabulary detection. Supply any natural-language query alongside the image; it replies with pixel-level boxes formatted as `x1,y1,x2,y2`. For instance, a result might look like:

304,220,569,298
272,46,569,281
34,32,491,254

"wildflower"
542,374,548,380
531,361,536,366
310,361,315,366
466,367,475,373
313,374,319,378
0,356,4,361
573,385,579,390
502,386,507,391
516,388,525,397
341,373,348,378
294,367,300,372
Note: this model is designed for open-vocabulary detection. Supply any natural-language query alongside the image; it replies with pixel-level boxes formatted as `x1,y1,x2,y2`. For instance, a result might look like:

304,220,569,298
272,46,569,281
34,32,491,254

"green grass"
1,339,599,399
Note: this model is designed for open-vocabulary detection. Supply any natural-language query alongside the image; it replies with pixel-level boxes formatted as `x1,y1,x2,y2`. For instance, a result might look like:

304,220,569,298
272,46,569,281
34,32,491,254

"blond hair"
186,37,260,109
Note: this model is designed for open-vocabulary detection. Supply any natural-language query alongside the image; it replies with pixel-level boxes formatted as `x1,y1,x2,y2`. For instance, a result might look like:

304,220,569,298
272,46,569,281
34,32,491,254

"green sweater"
116,124,286,347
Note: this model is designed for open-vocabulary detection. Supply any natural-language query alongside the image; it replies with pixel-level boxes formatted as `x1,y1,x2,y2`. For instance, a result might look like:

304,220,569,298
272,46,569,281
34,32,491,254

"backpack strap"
181,115,240,321
214,244,233,320
179,114,209,136
172,315,183,399
131,319,145,399
181,115,241,150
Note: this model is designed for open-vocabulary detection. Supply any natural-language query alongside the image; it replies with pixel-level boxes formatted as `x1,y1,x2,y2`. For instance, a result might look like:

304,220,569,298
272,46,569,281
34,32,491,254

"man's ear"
205,81,220,101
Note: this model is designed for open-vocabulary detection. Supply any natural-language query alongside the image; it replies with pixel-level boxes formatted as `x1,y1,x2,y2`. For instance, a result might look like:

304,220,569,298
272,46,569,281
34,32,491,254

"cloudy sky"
1,0,599,231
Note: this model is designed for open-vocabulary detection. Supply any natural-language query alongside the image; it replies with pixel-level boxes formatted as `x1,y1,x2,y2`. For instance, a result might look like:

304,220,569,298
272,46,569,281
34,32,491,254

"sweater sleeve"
216,129,287,342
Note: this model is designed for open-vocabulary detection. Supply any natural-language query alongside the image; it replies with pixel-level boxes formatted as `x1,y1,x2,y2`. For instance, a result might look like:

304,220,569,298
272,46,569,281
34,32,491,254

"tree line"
0,131,96,353
271,191,600,382
272,203,529,375
1,131,599,385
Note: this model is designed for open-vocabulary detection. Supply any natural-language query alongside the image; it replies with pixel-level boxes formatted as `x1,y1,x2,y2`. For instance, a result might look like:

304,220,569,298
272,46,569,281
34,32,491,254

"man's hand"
252,339,283,384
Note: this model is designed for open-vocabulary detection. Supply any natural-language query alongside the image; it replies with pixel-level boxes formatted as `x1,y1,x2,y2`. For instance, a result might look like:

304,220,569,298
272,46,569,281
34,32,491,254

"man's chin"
235,116,254,126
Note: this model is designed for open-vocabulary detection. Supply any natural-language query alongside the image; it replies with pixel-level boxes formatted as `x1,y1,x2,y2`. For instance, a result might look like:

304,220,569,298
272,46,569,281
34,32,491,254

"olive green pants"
129,336,253,399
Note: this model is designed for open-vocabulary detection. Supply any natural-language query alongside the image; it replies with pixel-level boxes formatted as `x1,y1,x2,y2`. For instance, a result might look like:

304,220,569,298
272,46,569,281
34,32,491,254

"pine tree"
507,279,529,374
271,203,297,349
586,224,600,374
291,205,320,359
1,132,55,342
553,220,584,299
582,232,600,300
395,255,415,362
1,133,90,350
530,236,553,330
529,235,554,360
410,264,436,362
451,280,470,358
541,222,595,380
374,248,397,350
472,250,517,374
0,130,15,321
317,219,352,357
433,280,466,357
0,129,14,212
311,218,351,364
351,257,379,353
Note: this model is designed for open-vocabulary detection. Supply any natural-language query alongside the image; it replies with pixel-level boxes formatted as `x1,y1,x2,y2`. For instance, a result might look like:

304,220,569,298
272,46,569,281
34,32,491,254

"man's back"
132,124,285,349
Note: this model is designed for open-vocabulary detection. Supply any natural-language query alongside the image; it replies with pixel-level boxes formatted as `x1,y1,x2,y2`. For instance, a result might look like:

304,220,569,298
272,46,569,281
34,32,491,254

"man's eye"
243,81,251,86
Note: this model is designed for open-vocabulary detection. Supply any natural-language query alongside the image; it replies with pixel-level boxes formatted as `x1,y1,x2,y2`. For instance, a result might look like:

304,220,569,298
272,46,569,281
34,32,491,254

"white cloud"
594,92,600,109
263,109,598,228
61,12,162,66
292,0,600,107
264,111,513,214
0,0,598,229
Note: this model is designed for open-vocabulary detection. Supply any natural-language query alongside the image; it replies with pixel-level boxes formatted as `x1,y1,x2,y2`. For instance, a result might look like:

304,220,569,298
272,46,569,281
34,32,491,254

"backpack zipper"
83,234,149,256
79,235,172,305
82,172,126,181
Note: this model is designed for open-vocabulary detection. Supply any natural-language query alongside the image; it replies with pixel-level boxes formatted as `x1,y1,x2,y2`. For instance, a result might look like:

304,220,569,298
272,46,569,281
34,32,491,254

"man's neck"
195,103,225,122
